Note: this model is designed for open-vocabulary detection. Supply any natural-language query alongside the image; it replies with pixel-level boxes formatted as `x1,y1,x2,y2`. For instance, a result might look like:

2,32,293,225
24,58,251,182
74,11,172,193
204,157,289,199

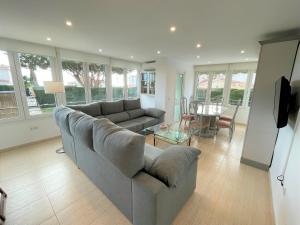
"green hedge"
229,89,244,105
0,85,14,92
33,87,55,108
65,86,86,105
91,87,106,101
112,87,124,100
128,87,137,98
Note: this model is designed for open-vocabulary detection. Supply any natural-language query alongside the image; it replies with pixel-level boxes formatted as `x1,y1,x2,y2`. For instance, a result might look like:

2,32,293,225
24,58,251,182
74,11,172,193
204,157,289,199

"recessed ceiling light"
157,50,161,54
241,50,245,54
245,58,249,61
65,20,72,27
130,56,134,59
46,37,51,41
196,55,200,59
170,26,176,32
196,43,201,48
98,49,103,53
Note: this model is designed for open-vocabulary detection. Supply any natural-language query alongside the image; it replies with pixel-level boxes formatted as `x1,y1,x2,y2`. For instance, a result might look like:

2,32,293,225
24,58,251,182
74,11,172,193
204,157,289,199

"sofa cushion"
117,120,144,132
68,102,101,117
130,116,159,128
124,99,141,110
144,108,165,119
146,146,201,187
93,119,145,178
101,100,124,115
105,112,130,123
68,110,86,136
144,144,162,171
126,109,145,119
69,112,96,150
53,106,74,135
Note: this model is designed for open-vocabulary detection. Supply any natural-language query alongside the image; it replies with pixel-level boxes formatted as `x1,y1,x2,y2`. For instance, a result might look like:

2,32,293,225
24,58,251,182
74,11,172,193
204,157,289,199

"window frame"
15,52,57,119
194,69,256,107
0,51,25,123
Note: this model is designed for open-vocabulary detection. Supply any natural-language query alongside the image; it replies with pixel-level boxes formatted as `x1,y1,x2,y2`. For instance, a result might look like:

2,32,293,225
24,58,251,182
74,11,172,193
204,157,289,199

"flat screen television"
273,76,291,128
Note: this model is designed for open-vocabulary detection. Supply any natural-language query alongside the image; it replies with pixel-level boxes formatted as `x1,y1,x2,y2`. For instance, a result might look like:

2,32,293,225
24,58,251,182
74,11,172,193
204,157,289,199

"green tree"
19,53,50,86
89,63,105,87
62,61,84,86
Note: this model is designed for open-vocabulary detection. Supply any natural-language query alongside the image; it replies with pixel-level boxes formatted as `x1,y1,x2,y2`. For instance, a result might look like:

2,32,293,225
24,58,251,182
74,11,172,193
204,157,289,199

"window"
112,67,125,101
248,73,256,106
195,73,209,102
19,53,55,115
89,63,106,102
127,69,138,99
62,60,86,105
0,50,19,119
210,72,225,103
229,71,248,105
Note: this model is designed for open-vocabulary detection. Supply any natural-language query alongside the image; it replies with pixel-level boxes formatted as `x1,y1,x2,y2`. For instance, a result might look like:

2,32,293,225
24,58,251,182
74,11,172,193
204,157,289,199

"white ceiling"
0,0,300,65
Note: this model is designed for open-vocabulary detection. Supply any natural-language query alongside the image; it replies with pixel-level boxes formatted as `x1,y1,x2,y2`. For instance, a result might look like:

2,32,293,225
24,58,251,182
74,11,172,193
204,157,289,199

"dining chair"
188,101,210,135
217,99,242,141
179,97,193,126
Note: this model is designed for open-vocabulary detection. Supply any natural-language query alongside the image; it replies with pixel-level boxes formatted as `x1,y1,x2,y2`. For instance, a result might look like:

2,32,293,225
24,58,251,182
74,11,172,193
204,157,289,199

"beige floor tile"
0,125,274,225
5,197,55,225
39,216,60,225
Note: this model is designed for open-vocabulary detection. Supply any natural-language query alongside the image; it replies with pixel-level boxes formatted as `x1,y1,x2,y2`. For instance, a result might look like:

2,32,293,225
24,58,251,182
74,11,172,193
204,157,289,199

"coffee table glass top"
144,123,191,144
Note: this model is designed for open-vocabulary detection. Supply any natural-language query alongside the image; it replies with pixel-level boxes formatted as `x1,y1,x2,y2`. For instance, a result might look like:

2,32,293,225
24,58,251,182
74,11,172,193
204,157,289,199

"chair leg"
229,127,233,142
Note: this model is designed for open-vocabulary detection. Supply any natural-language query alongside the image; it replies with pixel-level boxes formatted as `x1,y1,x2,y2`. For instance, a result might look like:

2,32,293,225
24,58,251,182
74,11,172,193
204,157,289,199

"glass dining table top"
196,104,227,116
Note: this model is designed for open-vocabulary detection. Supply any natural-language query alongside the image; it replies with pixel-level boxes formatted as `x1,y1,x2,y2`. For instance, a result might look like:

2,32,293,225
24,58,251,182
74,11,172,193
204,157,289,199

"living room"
0,1,300,225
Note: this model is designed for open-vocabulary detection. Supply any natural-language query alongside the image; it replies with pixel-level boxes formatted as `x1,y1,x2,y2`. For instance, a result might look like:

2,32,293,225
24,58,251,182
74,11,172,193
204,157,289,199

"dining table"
195,103,228,137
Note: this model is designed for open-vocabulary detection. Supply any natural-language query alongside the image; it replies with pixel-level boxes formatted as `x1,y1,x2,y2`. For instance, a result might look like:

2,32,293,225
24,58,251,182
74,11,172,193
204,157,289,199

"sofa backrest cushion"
93,119,145,178
68,102,101,117
124,99,141,111
101,100,124,115
126,109,145,119
69,111,96,150
105,112,130,123
53,106,74,135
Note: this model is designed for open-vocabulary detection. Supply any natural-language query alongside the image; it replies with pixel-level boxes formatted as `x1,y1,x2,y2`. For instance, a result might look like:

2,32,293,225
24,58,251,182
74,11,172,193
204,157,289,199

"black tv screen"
273,76,291,128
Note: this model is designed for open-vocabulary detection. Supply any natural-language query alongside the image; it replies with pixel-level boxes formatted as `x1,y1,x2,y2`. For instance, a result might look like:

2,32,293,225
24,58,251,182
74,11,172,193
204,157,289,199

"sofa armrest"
144,108,165,119
132,160,198,225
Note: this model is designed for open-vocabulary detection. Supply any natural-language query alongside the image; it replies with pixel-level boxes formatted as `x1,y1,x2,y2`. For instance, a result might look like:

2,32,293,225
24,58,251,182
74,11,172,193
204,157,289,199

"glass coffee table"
143,123,192,146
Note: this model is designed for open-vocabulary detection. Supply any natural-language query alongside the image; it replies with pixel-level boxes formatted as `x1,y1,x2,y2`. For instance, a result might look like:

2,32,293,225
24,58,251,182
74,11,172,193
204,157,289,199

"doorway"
174,73,184,121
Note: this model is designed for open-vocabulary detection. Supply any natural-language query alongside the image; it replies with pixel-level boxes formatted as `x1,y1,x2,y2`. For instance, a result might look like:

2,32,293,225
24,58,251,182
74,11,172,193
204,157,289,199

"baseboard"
0,135,61,152
240,157,269,171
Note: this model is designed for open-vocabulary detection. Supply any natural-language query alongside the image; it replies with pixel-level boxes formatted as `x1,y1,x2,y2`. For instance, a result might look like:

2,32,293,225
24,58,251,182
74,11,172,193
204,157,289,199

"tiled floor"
0,125,274,225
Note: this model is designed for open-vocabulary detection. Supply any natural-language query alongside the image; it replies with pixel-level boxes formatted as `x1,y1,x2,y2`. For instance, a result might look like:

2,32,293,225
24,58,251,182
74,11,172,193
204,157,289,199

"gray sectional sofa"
68,99,165,133
54,99,200,225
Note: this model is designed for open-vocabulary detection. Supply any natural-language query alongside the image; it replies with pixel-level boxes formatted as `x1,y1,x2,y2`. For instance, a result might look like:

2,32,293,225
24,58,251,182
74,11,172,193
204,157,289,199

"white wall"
242,39,299,166
0,116,60,150
140,58,194,123
270,41,300,225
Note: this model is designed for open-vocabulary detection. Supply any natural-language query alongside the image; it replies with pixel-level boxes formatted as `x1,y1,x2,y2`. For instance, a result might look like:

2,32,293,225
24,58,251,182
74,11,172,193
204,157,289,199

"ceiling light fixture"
157,50,161,54
241,50,245,54
98,49,103,53
46,37,51,41
65,20,72,27
170,26,176,32
196,43,201,48
130,56,134,59
196,55,200,59
245,58,249,61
